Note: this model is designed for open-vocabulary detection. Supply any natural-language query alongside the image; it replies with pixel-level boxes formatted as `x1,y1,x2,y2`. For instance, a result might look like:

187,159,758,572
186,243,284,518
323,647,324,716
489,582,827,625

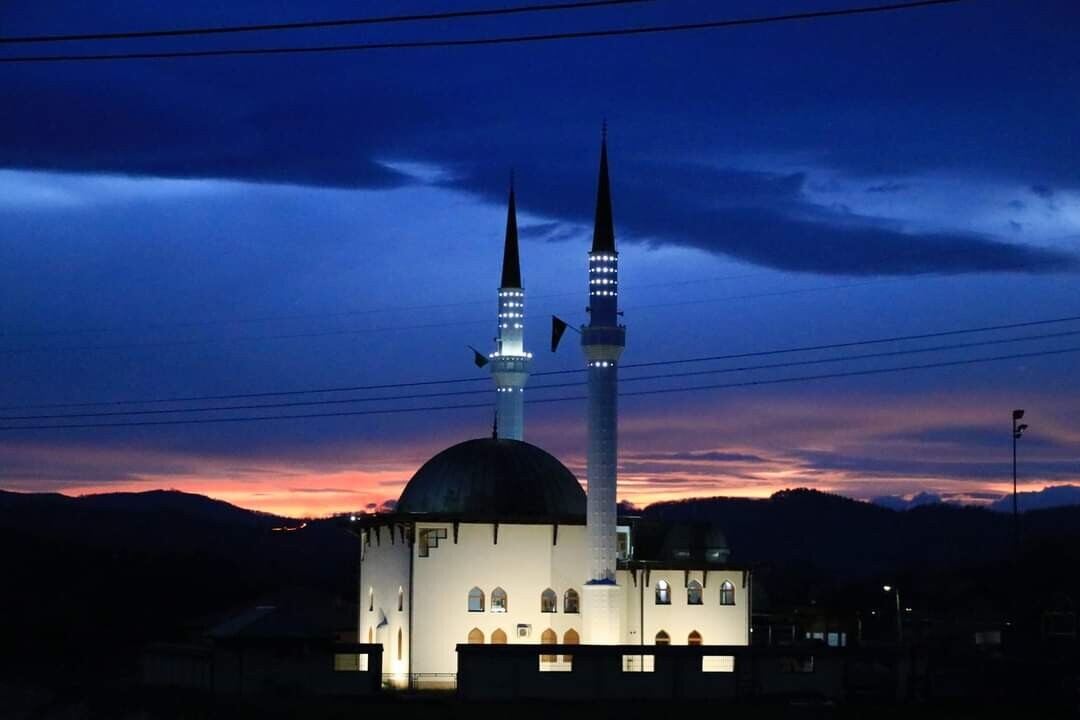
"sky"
1,0,1079,517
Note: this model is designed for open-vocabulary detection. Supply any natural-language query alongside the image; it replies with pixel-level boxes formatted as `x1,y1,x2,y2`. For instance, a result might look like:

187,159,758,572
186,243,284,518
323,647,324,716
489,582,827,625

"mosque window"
397,586,404,612
368,587,374,612
655,580,671,605
563,629,579,662
541,588,557,613
367,627,373,644
720,581,736,606
655,630,670,646
540,629,558,663
418,527,447,558
564,589,580,614
397,628,403,660
688,630,703,646
687,580,703,605
492,587,508,613
468,587,485,612
468,628,485,644
492,628,508,644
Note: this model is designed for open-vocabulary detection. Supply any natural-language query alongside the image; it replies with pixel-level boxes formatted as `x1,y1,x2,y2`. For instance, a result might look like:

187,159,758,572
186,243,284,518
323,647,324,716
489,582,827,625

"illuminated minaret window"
580,128,626,644
489,178,532,441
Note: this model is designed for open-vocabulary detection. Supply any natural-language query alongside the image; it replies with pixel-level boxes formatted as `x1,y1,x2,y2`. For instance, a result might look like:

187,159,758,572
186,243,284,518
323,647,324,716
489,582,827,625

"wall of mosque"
359,522,751,684
410,522,590,678
622,568,750,651
357,525,410,678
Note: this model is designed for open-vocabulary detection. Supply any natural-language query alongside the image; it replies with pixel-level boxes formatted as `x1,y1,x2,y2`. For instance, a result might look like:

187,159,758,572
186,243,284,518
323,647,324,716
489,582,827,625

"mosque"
354,135,749,687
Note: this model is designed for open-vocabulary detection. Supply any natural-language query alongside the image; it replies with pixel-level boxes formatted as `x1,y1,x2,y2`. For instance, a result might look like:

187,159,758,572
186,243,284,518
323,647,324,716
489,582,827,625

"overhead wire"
2,343,1075,431
0,0,970,64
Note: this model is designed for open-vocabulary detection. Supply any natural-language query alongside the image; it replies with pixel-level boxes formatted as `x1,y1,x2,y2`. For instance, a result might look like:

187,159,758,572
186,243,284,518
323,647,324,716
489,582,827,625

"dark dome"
397,438,585,520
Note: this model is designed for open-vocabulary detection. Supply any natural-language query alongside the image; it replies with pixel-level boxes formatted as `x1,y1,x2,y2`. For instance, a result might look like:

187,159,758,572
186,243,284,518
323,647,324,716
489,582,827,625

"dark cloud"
876,425,1067,451
1031,184,1055,198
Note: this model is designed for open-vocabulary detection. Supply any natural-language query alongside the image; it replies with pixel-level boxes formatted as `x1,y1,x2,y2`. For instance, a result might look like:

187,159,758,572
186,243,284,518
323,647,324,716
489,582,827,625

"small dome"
397,438,585,520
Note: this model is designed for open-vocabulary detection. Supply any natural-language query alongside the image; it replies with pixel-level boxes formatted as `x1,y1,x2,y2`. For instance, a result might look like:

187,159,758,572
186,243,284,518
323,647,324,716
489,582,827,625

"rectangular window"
780,655,815,673
418,527,447,557
333,653,368,671
539,657,573,672
701,656,735,673
622,654,654,672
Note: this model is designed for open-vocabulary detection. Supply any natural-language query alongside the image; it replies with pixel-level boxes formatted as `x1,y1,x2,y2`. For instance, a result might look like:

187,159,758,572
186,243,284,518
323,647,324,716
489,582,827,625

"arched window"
562,628,579,662
368,587,374,612
540,628,558,663
468,587,485,612
720,580,736,606
687,580,703,605
541,588,557,613
655,630,670,645
655,580,671,605
564,588,580,614
468,628,485,644
367,627,373,644
398,586,404,612
688,630,703,646
491,628,508,644
397,628,403,660
492,587,508,613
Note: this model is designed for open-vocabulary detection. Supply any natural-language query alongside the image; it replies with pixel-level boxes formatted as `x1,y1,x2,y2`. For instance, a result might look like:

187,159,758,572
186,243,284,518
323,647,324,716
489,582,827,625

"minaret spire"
580,126,627,645
501,174,521,288
489,175,532,441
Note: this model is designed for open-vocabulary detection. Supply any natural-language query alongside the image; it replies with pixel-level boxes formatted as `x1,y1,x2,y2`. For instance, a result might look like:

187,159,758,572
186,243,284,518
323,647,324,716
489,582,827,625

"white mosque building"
354,135,749,687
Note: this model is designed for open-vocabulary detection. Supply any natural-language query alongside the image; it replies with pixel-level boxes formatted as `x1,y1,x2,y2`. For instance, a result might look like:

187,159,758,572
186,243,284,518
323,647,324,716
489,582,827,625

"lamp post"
1012,410,1028,556
883,585,902,644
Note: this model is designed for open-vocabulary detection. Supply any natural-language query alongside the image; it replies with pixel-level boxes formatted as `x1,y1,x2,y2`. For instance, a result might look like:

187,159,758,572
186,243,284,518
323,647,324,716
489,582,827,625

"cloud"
1031,184,1055,199
866,182,909,193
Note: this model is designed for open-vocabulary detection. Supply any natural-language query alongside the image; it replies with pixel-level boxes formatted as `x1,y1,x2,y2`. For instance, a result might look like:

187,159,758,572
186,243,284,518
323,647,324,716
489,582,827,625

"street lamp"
1012,410,1028,555
883,585,902,644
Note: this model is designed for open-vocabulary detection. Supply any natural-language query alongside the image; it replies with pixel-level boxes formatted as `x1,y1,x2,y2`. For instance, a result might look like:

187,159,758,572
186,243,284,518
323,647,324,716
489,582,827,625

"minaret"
490,178,532,441
581,128,626,644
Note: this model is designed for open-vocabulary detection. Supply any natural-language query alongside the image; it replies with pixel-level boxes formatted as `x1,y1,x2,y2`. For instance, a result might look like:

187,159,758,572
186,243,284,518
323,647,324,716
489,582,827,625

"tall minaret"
490,179,532,440
581,128,626,644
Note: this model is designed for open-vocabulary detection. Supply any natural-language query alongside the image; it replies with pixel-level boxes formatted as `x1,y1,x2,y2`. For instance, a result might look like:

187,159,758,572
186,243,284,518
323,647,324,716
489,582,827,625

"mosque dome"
396,438,585,520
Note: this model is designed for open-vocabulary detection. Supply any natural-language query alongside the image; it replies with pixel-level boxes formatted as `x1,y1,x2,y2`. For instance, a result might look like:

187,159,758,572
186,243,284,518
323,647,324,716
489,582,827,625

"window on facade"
688,630,703,646
368,587,374,612
468,628,485,644
655,580,671,605
687,580,703,605
562,629,579,662
397,586,404,612
492,587,508,613
397,628,403,660
720,581,736,606
540,628,558,662
564,588,580,614
655,630,670,646
418,527,447,558
492,628,508,644
367,627,373,644
468,587,485,612
541,588,557,613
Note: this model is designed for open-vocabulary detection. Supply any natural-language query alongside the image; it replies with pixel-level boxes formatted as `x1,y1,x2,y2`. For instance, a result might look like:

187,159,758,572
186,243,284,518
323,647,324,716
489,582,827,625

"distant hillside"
644,488,1080,577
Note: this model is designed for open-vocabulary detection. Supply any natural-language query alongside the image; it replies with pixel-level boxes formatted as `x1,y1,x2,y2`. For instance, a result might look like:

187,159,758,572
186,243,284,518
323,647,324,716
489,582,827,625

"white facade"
358,520,749,686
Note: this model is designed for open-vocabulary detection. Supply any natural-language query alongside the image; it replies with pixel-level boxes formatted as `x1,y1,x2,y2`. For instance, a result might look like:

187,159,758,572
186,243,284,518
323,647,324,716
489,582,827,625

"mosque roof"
395,437,585,521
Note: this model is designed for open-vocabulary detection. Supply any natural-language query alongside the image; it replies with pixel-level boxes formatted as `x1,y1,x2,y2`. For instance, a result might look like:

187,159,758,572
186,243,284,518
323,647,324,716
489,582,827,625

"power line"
2,343,1074,431
0,270,768,340
4,312,1078,411
0,277,904,355
0,0,659,44
4,327,1078,422
0,0,970,64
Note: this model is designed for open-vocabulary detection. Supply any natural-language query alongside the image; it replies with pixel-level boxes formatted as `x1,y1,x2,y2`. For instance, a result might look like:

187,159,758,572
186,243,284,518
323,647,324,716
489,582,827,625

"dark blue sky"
1,0,1078,515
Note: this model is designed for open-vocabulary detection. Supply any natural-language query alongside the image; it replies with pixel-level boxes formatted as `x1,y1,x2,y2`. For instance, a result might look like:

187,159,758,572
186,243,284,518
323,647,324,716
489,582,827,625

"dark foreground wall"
457,644,912,702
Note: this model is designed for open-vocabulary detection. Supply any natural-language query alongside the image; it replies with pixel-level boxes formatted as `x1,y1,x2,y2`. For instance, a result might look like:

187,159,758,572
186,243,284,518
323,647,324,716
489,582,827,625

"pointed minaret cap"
591,123,616,254
500,174,522,288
